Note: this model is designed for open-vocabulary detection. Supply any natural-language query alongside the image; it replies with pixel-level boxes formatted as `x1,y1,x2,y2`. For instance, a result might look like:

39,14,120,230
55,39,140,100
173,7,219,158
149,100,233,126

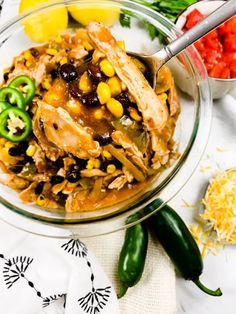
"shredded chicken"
37,102,101,159
87,22,169,154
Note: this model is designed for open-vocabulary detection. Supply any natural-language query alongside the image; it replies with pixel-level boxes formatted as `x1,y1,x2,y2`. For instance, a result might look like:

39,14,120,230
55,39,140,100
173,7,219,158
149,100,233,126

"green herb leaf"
119,12,131,28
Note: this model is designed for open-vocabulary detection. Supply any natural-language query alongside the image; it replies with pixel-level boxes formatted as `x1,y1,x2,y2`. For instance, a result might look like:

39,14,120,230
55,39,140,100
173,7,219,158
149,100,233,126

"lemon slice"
68,1,120,26
19,0,68,43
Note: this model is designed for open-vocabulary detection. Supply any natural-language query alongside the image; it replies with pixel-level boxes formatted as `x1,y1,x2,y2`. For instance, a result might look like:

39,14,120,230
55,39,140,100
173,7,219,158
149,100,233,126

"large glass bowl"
0,0,212,238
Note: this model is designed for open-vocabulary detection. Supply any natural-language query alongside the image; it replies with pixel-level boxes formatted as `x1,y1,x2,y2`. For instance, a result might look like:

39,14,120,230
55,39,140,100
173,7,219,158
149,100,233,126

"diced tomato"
209,62,226,78
223,52,236,65
220,68,231,79
185,9,204,29
224,33,236,52
184,11,236,79
230,60,236,78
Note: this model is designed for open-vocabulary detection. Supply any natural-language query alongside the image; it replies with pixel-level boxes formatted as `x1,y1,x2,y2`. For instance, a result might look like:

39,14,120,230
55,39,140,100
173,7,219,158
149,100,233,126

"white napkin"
0,1,176,313
0,219,119,314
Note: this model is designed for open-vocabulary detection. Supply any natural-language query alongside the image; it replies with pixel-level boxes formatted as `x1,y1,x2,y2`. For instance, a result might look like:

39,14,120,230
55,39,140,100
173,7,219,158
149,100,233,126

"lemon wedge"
19,0,68,43
68,1,120,26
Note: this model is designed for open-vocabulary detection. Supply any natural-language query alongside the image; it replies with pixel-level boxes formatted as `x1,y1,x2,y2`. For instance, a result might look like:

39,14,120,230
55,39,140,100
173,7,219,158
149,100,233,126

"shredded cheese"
202,169,236,244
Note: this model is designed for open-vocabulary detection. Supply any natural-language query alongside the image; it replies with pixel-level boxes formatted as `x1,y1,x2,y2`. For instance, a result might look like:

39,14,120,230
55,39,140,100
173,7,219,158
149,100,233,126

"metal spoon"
135,0,236,87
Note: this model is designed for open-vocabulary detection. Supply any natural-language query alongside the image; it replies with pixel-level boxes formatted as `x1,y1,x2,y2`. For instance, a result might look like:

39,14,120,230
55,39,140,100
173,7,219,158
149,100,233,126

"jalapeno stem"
117,285,128,299
193,278,222,296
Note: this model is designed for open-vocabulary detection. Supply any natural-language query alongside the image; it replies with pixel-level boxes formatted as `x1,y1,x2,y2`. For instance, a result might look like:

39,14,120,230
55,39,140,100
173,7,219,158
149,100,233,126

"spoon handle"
156,0,236,64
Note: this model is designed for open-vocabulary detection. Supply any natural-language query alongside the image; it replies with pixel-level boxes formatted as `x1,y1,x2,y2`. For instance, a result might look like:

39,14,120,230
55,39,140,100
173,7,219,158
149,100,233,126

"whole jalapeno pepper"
0,87,26,110
118,213,148,298
147,199,222,297
9,75,36,106
0,101,11,113
0,107,32,142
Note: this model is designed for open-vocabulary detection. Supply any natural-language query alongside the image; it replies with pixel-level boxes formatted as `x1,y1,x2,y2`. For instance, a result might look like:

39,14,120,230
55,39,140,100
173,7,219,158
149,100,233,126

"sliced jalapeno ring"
9,75,36,106
0,87,26,110
0,101,11,113
0,107,32,142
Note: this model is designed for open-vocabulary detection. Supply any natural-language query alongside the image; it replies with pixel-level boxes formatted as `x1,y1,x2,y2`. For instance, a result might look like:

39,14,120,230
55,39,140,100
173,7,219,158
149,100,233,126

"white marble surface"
170,95,236,314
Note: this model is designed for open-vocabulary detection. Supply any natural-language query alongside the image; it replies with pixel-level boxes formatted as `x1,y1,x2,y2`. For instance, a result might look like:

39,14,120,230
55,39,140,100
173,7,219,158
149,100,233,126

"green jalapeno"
9,75,36,106
0,107,32,142
0,87,26,110
118,213,148,298
147,199,222,297
0,101,11,113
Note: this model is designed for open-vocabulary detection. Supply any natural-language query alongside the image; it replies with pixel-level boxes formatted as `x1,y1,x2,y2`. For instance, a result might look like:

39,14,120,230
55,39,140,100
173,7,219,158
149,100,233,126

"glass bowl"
0,0,212,238
175,0,236,99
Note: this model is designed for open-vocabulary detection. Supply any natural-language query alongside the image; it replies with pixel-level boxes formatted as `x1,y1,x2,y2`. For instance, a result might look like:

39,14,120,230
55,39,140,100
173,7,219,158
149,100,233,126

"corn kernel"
107,164,116,174
107,76,122,97
5,141,15,149
131,57,146,73
46,48,58,56
97,82,111,105
42,79,52,90
26,61,33,68
36,195,47,207
86,159,94,170
0,138,6,146
106,98,124,118
24,51,33,60
94,159,101,169
55,35,62,44
60,57,68,65
158,93,168,105
26,145,36,157
102,150,112,159
117,40,125,50
79,72,92,93
100,59,115,77
83,40,94,51
129,107,142,122
66,99,82,115
94,109,104,120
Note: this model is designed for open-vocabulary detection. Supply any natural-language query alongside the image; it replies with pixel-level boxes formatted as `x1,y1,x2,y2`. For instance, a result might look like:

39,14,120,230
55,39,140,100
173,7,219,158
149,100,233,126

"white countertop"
171,95,236,314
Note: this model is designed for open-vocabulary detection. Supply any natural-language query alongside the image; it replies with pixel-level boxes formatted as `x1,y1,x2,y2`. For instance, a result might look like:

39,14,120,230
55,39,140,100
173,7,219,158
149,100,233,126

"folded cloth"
0,218,176,314
0,219,119,314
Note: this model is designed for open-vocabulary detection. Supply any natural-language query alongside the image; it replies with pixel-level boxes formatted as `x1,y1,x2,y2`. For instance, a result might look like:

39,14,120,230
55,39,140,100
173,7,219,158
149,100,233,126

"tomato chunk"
184,11,236,78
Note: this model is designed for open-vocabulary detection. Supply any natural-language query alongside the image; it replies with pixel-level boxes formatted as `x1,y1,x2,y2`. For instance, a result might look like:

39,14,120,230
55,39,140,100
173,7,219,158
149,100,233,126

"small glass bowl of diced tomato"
176,0,236,99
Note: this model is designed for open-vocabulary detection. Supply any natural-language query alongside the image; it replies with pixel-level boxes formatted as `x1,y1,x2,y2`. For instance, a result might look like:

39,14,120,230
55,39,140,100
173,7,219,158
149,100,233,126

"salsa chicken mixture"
0,22,180,212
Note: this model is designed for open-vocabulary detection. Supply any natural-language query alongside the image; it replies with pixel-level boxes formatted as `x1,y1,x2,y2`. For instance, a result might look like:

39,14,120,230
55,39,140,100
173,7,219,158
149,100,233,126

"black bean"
68,81,82,99
80,92,100,107
9,163,24,174
60,63,78,82
115,92,131,107
50,175,64,185
50,68,59,79
112,159,122,169
75,158,88,169
35,182,44,195
8,147,22,157
54,158,64,169
67,172,81,183
93,133,112,146
87,63,105,82
100,160,110,172
69,164,80,173
30,48,39,58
